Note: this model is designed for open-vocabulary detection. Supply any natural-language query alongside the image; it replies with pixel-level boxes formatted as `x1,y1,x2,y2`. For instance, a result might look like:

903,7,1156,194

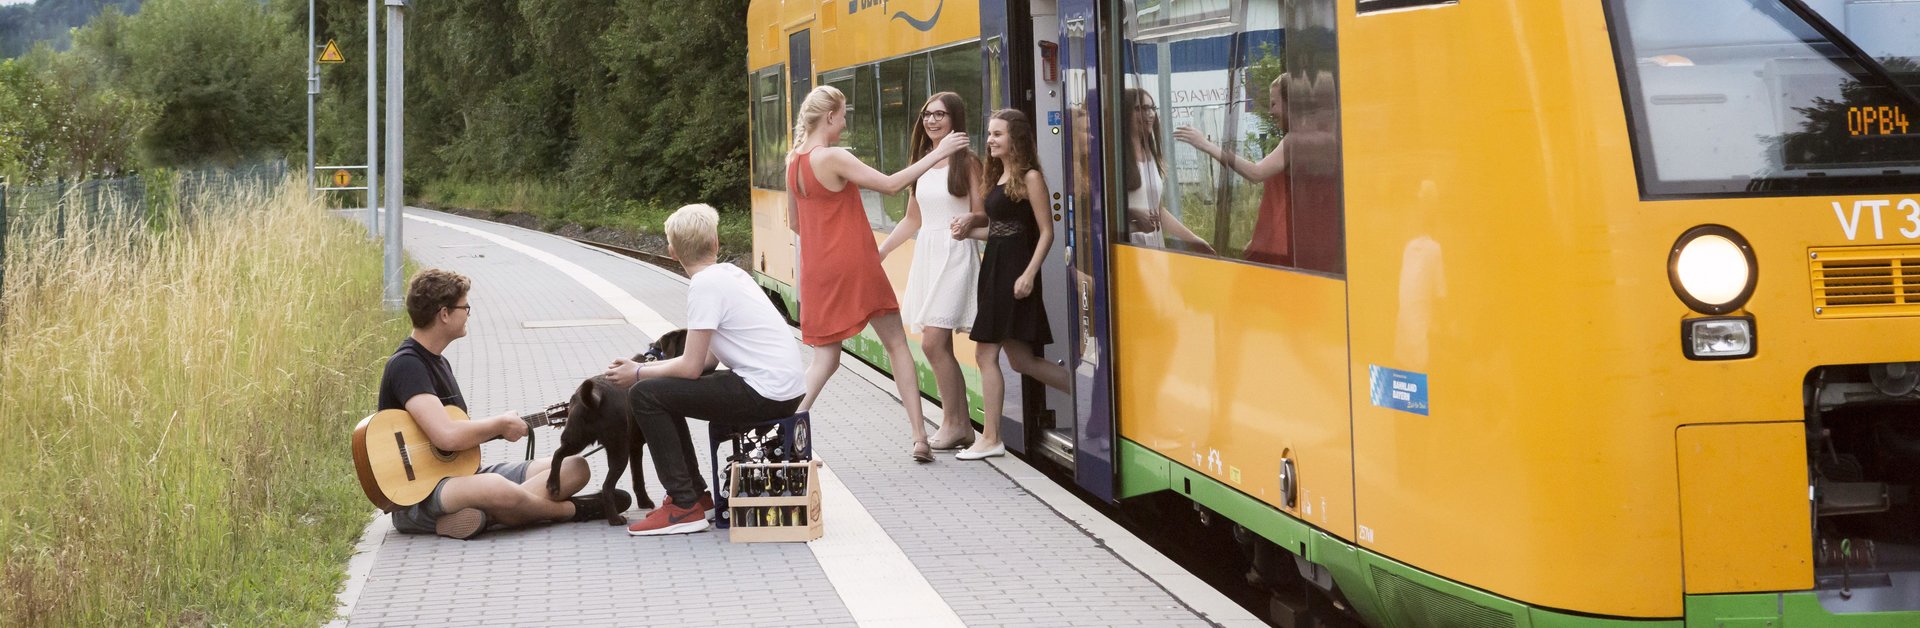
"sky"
0,0,35,6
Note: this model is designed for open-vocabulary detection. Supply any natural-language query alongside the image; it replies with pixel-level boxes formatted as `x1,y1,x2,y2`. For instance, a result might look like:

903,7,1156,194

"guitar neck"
520,409,555,430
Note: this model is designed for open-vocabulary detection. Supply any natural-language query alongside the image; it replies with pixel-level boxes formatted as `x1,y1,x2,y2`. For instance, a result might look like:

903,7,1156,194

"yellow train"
746,0,1920,625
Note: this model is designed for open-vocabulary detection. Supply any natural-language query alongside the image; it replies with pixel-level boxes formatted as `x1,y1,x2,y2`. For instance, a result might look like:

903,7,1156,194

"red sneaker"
655,492,715,513
627,500,710,536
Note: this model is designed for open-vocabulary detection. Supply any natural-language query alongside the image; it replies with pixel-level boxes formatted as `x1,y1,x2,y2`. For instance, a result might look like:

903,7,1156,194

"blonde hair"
789,85,846,155
664,203,720,262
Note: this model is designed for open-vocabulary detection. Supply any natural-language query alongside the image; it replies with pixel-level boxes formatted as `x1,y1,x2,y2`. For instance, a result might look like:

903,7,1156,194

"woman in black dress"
948,109,1071,460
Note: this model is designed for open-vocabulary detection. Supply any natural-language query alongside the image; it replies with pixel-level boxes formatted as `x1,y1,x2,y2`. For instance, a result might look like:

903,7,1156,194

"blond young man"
380,268,630,539
605,204,806,536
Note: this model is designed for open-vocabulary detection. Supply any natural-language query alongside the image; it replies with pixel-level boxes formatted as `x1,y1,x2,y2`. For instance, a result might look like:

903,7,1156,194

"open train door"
982,0,1116,501
1055,0,1116,502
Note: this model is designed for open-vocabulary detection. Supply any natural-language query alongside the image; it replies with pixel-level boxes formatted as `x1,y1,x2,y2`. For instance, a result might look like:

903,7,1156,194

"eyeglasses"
449,304,472,313
921,110,950,121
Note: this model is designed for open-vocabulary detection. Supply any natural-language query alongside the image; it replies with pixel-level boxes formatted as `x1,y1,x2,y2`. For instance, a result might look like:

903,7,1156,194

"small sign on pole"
319,39,346,64
332,169,353,187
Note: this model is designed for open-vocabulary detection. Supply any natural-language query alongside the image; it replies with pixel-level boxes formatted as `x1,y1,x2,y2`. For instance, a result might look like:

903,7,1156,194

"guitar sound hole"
433,448,458,463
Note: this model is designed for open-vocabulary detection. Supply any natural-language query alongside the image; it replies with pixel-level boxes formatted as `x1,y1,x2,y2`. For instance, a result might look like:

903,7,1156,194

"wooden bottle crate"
725,459,823,543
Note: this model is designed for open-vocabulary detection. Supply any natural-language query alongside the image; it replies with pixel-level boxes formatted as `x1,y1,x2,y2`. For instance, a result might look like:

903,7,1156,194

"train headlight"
1668,225,1757,315
1682,316,1756,360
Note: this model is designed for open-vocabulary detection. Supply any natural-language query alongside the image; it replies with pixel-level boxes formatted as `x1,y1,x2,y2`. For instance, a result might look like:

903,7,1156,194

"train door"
1024,0,1080,474
788,28,812,287
1056,0,1120,499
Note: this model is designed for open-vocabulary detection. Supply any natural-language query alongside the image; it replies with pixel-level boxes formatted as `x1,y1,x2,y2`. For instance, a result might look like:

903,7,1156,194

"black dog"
546,329,689,525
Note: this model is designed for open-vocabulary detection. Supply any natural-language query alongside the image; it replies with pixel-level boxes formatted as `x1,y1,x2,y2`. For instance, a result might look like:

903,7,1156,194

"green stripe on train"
1122,440,1920,627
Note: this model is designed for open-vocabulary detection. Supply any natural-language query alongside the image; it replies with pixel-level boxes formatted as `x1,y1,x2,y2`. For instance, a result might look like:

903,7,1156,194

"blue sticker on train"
1047,110,1062,126
1368,365,1428,416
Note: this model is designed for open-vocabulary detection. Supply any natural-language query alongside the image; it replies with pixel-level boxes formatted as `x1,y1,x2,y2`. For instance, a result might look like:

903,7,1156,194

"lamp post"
382,0,407,309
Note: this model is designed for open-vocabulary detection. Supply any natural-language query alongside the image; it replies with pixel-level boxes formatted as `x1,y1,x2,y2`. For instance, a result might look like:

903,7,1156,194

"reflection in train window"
1119,0,1279,259
1120,0,1343,274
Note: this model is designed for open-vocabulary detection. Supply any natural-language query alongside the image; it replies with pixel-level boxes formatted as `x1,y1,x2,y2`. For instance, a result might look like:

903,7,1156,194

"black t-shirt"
377,337,466,413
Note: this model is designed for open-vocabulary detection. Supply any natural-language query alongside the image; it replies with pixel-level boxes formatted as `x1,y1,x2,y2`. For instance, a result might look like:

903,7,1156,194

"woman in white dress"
1122,87,1214,254
879,91,984,451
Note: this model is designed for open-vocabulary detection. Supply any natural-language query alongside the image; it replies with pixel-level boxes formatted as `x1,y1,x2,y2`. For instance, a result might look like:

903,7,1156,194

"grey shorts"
390,460,533,535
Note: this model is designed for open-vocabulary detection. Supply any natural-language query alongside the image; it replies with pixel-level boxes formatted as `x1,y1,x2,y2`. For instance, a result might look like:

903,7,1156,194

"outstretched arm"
1173,127,1287,183
827,133,968,195
605,330,719,385
408,393,522,451
879,194,923,260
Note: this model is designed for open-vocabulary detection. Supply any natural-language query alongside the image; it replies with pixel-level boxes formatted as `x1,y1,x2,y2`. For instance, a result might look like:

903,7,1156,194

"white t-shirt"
685,263,806,401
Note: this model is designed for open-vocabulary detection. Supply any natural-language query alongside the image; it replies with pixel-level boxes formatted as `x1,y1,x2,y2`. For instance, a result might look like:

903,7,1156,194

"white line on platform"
812,464,967,627
402,210,966,627
408,214,676,335
834,355,1268,627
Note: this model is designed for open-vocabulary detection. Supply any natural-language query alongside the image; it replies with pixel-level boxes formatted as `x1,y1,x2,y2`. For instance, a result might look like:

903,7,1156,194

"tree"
119,0,301,165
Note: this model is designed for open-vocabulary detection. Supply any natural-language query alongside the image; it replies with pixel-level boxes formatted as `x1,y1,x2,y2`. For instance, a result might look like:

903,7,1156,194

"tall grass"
0,176,403,625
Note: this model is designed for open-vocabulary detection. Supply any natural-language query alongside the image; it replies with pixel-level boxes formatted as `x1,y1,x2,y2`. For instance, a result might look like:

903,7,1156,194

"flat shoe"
912,439,934,463
955,443,1006,461
927,432,975,450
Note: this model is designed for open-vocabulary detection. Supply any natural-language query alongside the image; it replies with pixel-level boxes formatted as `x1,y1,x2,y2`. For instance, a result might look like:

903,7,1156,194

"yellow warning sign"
332,169,352,187
318,39,345,64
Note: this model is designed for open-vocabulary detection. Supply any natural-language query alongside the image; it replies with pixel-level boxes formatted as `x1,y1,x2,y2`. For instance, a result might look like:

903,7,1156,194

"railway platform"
327,207,1264,627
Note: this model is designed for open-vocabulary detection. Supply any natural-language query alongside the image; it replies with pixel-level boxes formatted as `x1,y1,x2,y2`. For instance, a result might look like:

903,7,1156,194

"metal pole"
307,0,316,194
1,179,8,293
366,0,379,236
382,0,406,308
56,176,66,239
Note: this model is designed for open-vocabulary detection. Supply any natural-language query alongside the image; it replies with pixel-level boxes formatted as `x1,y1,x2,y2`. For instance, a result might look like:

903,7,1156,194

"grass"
416,177,753,263
0,175,403,625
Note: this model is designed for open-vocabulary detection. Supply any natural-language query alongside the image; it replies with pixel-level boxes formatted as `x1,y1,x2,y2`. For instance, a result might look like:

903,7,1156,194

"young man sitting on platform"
380,268,631,539
605,204,807,536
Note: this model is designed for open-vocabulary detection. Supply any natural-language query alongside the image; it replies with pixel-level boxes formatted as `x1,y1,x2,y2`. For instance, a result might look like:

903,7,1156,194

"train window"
1213,8,1284,264
1120,0,1343,273
830,64,889,229
878,56,915,228
1131,0,1238,37
1607,0,1920,198
1355,0,1455,15
750,65,786,190
930,43,987,158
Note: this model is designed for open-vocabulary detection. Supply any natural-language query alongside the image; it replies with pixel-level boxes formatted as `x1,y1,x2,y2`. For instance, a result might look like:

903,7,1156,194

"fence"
0,160,290,291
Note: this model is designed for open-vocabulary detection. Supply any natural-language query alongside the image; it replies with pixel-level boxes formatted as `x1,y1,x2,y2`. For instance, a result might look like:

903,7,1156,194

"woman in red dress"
787,85,969,462
1173,73,1291,265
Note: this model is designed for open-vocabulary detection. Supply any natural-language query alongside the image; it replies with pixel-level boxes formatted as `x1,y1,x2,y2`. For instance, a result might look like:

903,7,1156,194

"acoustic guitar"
351,403,568,511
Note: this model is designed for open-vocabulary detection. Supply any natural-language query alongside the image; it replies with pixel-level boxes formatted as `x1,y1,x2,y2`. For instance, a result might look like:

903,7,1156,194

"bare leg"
870,312,930,455
968,341,1006,452
521,456,590,499
437,473,575,528
1005,339,1071,393
798,341,844,412
921,326,972,445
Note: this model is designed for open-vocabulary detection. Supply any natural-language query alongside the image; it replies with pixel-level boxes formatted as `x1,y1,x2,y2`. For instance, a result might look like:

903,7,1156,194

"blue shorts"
389,460,533,535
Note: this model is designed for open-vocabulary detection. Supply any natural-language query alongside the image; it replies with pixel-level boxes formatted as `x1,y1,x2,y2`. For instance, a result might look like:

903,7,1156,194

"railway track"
568,236,684,275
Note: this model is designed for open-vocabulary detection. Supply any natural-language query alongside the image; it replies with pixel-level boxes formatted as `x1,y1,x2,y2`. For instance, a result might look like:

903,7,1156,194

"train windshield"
1606,0,1920,197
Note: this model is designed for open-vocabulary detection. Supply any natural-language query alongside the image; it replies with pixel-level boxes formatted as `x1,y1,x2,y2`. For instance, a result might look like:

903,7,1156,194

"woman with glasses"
786,85,969,463
1123,87,1215,254
878,92,985,452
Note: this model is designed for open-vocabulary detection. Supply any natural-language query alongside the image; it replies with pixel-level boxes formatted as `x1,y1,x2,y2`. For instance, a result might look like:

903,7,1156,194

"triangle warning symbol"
319,40,345,64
